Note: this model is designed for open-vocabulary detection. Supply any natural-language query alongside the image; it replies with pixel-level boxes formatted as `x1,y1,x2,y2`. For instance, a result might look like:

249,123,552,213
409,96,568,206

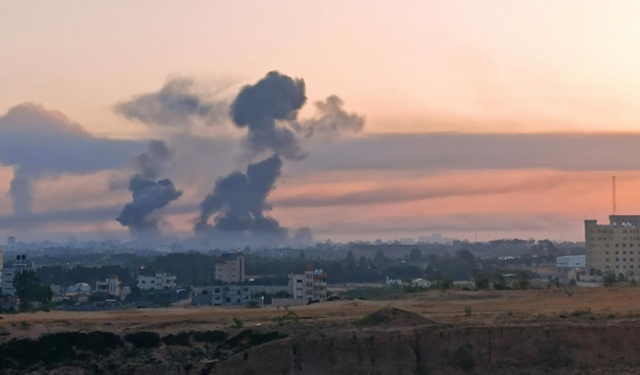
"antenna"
613,176,617,215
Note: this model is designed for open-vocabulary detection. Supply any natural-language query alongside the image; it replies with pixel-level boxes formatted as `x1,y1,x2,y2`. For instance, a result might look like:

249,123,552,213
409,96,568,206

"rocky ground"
3,288,640,374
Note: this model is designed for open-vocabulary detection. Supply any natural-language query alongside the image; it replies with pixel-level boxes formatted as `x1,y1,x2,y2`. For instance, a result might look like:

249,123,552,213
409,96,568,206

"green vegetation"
14,270,53,311
232,316,245,328
464,306,472,317
161,332,192,346
0,332,122,371
192,330,227,343
451,344,476,372
273,307,300,326
124,331,161,349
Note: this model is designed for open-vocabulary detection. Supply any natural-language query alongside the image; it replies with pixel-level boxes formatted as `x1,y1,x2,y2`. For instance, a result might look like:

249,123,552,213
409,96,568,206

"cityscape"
3,1,640,374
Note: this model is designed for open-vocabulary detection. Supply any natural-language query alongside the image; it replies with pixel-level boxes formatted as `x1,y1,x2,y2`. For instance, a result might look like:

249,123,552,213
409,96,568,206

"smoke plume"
0,103,143,215
117,141,182,234
116,175,183,233
195,154,287,238
114,78,227,128
230,71,307,160
136,140,171,180
294,95,365,137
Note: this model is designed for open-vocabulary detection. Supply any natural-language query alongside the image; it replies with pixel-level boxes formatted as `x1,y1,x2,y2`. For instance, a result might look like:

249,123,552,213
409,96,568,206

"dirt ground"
2,287,640,341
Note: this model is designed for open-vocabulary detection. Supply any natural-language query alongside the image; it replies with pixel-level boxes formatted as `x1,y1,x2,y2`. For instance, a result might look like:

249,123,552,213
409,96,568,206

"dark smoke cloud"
294,95,365,137
114,78,227,127
230,71,308,160
136,140,171,180
230,72,365,159
116,175,183,233
0,103,143,215
195,154,287,239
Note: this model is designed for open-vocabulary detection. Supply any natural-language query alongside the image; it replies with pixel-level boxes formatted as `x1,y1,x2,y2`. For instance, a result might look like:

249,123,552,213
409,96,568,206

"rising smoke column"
117,141,182,234
194,154,286,238
230,71,307,160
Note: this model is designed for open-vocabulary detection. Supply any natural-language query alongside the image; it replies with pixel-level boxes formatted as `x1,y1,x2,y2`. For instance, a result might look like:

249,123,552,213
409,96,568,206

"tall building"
0,246,3,293
288,267,327,302
1,255,28,296
6,236,15,246
215,253,245,284
585,215,640,275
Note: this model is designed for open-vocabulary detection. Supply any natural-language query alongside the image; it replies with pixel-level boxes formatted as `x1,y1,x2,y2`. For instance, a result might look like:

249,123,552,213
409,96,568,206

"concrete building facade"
585,215,640,275
1,254,28,296
96,275,122,297
215,253,245,284
288,267,327,302
192,284,288,306
137,272,177,291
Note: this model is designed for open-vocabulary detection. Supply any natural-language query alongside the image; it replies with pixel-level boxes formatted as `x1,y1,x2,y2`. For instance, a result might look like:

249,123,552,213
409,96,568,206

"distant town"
0,227,597,313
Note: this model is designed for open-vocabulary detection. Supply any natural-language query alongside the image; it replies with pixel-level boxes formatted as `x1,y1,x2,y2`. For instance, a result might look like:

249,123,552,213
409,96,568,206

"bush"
464,306,472,317
161,332,192,346
125,331,161,349
232,317,244,328
452,344,475,372
192,330,227,344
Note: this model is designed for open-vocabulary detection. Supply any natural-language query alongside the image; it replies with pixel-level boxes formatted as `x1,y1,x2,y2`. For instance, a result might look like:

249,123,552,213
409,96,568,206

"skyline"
2,1,640,242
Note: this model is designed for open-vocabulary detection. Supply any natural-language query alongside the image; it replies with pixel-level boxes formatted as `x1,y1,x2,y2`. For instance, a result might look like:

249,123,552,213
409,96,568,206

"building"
6,236,15,246
215,253,245,284
192,284,288,306
288,267,327,302
96,275,122,297
0,246,3,291
1,255,28,297
585,215,640,275
137,272,177,291
556,255,586,271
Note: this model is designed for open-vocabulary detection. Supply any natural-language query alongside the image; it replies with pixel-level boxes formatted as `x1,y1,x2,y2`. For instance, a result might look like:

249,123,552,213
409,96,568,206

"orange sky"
1,1,640,242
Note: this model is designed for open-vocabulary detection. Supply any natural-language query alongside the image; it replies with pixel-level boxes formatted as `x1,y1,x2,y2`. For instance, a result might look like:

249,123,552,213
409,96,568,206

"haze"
2,0,640,243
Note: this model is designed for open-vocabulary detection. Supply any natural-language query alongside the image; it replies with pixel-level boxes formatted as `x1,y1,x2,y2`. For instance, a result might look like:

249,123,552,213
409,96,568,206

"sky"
2,1,640,243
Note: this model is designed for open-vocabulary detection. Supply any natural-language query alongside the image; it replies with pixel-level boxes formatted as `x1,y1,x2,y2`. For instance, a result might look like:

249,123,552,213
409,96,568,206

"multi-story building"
1,254,28,296
137,272,177,291
0,246,3,291
288,267,327,302
585,215,640,275
191,284,288,306
215,253,245,284
96,275,122,297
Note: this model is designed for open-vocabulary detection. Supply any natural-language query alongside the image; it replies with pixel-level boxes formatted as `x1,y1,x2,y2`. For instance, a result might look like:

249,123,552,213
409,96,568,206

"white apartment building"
288,267,327,302
585,215,640,275
1,254,28,297
96,275,122,297
137,272,177,291
215,253,245,284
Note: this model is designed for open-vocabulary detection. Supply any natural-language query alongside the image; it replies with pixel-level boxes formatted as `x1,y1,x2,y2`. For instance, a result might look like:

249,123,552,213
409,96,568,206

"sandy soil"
1,287,639,341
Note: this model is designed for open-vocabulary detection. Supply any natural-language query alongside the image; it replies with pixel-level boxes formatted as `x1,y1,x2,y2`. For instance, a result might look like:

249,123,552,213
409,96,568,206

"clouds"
0,103,143,215
114,78,228,128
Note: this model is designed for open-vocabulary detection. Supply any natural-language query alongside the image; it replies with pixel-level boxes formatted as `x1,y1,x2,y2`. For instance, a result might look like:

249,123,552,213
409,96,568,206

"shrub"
161,332,192,346
192,330,227,344
464,306,472,317
125,332,161,349
452,344,475,372
232,317,244,328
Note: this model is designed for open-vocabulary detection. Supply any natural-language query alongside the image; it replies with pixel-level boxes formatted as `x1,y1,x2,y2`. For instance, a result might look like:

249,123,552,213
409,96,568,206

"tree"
516,271,530,290
602,271,617,287
456,249,475,264
473,274,490,290
14,270,53,311
374,250,388,263
440,278,453,291
409,248,422,262
493,274,508,290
